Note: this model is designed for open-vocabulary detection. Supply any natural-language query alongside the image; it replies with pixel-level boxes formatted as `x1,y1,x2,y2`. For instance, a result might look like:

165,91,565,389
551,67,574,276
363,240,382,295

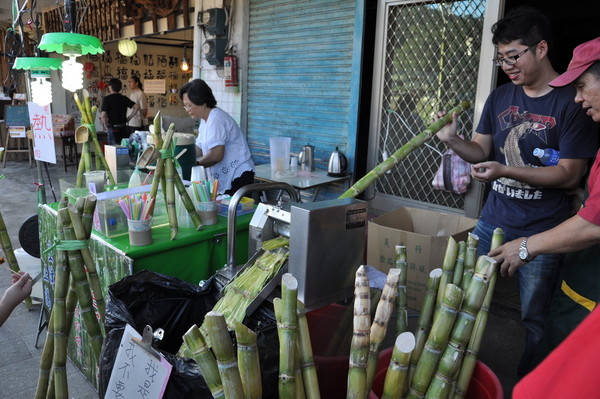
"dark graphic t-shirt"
476,83,598,236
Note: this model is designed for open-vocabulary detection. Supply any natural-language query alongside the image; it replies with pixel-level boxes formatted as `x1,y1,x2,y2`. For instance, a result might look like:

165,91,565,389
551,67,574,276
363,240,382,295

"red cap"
549,37,600,87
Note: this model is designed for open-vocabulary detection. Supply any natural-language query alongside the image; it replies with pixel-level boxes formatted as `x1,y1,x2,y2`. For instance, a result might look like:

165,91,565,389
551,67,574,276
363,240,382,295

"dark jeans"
225,170,256,196
107,125,127,145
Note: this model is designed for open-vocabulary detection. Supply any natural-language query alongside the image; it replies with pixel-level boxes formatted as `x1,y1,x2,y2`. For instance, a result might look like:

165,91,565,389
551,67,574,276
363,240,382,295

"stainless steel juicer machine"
224,183,368,312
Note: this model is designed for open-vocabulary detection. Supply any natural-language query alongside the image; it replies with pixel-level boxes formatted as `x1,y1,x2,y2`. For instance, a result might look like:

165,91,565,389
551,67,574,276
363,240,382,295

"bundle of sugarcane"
35,196,105,399
142,112,202,237
347,265,371,399
0,210,32,309
339,101,470,199
461,233,479,290
73,90,116,188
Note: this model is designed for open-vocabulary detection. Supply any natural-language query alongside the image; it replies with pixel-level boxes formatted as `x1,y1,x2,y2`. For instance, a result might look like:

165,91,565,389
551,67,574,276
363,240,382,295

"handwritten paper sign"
8,126,26,138
144,79,166,94
28,102,57,164
104,324,172,399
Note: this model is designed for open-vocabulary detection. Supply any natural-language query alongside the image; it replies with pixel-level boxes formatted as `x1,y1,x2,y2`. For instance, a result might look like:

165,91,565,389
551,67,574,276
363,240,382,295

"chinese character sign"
104,324,172,399
28,102,56,163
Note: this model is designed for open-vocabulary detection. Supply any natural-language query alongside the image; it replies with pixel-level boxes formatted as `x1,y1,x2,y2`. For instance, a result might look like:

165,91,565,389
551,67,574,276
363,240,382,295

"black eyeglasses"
493,47,531,67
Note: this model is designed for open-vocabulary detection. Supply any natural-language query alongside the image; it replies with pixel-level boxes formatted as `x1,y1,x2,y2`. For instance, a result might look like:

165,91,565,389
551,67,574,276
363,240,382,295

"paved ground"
0,155,524,399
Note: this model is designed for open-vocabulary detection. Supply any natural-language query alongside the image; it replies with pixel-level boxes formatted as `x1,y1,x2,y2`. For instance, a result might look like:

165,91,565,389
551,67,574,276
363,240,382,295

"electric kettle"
299,143,315,171
327,147,348,177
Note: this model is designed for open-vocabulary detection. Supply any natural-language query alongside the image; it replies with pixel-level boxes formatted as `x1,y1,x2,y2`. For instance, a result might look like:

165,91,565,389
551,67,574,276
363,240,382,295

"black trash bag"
98,269,280,399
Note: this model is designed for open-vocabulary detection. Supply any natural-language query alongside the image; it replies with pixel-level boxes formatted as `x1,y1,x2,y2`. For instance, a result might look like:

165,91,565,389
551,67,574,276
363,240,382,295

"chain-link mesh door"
373,0,486,211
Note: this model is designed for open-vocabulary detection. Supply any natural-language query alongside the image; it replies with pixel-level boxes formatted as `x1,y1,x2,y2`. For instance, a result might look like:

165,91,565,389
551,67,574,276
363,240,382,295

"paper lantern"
118,39,138,57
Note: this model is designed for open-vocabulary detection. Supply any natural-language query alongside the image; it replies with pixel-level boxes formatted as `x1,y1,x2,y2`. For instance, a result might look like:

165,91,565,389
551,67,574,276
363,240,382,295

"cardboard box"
105,145,131,183
367,207,477,310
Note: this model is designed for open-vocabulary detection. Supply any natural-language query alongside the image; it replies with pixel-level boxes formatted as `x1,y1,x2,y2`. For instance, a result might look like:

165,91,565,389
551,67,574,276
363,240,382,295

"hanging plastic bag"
432,146,472,194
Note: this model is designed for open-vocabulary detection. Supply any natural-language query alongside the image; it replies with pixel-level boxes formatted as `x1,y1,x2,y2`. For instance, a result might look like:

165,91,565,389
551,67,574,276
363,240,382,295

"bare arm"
0,272,32,327
101,111,108,130
489,215,600,277
196,145,225,167
436,112,492,163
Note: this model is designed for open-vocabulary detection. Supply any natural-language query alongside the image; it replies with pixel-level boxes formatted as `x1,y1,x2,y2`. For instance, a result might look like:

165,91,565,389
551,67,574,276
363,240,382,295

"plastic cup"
127,217,153,246
196,201,218,225
190,165,208,182
84,170,106,193
269,137,291,174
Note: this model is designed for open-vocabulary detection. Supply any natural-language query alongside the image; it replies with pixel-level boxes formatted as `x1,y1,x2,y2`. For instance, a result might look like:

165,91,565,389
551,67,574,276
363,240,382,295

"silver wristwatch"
518,238,533,262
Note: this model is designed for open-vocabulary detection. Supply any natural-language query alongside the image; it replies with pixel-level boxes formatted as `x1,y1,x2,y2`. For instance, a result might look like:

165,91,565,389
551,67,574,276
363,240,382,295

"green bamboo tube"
148,112,164,215
0,210,31,309
395,245,408,335
452,241,466,287
183,324,224,399
347,265,371,399
67,203,105,321
75,147,86,187
462,232,479,291
339,101,470,198
409,268,442,382
278,273,299,399
53,209,70,399
164,156,178,239
410,284,463,397
82,195,96,239
74,196,85,214
234,321,262,399
380,332,415,399
204,311,245,399
366,268,401,394
35,302,56,399
436,237,459,309
61,210,104,360
296,301,321,399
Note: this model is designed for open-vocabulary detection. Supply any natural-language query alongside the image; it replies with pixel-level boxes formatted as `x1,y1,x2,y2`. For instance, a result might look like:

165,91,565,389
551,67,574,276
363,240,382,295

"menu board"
4,105,30,127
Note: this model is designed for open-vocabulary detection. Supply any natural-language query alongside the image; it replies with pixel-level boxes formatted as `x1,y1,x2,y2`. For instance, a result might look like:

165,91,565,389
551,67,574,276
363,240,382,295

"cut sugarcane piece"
346,265,370,399
183,324,224,399
278,273,299,399
452,241,466,287
204,312,245,399
297,301,321,399
395,245,408,335
262,236,290,251
366,268,401,394
235,321,262,399
381,332,416,399
436,236,459,309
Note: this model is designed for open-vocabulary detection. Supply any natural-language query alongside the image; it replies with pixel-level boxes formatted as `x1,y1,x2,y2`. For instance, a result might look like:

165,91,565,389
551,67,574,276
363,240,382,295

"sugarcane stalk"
452,241,466,287
234,321,262,399
183,324,224,399
75,146,87,187
60,209,104,360
462,233,478,291
436,237,459,309
426,256,497,399
381,332,415,399
53,209,70,399
395,245,408,335
204,311,245,399
35,310,55,399
82,195,96,239
453,232,502,399
346,265,370,399
0,210,32,308
278,273,299,399
164,156,178,239
171,166,203,230
339,101,470,198
409,284,463,398
490,227,505,251
366,268,401,394
294,343,307,399
297,301,321,399
409,268,443,381
67,203,105,321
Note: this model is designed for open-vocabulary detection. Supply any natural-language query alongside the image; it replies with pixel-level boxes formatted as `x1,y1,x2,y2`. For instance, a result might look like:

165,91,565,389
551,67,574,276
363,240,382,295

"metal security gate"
368,0,496,215
246,0,363,200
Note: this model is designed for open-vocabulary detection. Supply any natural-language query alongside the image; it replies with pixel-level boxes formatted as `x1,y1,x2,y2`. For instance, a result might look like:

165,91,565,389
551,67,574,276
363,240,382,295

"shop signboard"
28,102,57,163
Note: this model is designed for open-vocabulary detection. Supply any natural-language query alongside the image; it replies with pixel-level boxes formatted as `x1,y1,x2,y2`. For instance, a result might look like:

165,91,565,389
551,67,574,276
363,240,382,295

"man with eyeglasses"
436,6,597,377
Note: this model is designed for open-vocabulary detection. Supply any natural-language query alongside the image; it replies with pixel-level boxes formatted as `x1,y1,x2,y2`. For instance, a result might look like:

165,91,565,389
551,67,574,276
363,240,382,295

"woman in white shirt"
180,79,255,195
127,76,148,135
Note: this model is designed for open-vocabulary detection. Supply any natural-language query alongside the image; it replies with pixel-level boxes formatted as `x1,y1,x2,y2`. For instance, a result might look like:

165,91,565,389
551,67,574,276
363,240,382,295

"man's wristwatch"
518,238,534,262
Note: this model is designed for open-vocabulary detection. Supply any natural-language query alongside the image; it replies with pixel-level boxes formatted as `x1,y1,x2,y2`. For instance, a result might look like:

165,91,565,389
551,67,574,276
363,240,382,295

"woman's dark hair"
492,6,554,51
179,79,217,108
108,78,122,92
130,75,143,90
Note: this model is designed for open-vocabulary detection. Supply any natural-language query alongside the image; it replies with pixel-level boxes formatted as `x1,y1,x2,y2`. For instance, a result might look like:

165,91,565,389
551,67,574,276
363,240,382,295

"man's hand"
471,161,507,183
489,239,527,277
434,111,459,143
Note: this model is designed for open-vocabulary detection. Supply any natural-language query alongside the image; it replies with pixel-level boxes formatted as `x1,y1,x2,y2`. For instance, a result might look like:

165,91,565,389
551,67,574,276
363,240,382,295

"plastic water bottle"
533,148,560,166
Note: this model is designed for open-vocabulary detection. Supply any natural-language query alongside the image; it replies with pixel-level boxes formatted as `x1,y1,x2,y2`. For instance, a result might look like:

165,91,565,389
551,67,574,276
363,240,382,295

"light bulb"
62,54,84,92
31,76,53,106
180,57,190,72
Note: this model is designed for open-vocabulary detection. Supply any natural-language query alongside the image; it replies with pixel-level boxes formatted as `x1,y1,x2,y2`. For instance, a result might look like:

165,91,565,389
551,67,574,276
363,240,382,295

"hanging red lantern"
83,62,95,79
